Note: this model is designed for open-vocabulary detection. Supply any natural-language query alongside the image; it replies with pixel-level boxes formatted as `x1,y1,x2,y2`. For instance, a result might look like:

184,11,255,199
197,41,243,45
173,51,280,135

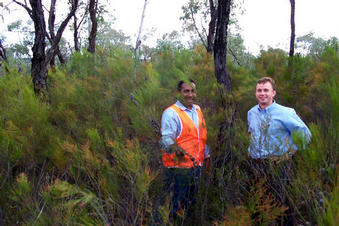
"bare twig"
228,46,241,66
13,0,32,17
134,0,148,79
189,2,207,50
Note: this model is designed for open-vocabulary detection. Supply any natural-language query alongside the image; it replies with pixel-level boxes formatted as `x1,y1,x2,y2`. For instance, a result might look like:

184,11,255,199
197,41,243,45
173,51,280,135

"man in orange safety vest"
151,79,210,224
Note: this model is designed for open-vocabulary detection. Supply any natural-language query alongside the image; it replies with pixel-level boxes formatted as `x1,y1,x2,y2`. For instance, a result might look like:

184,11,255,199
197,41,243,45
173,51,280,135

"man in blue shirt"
248,77,311,160
247,77,311,225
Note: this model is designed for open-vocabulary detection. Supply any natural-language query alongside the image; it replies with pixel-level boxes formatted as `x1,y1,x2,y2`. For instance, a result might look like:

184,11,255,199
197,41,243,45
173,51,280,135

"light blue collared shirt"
160,100,210,158
247,101,311,159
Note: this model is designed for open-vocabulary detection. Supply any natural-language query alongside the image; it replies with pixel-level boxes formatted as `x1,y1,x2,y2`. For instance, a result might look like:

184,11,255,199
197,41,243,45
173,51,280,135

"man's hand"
169,143,185,157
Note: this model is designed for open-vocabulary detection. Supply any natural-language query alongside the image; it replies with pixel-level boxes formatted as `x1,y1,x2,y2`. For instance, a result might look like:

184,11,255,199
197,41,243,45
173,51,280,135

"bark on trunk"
0,40,9,72
48,0,64,69
30,0,48,94
213,0,232,93
73,14,80,51
207,0,216,53
49,47,65,71
289,0,295,58
289,0,296,102
14,0,78,94
87,0,98,53
213,1,236,187
56,47,65,64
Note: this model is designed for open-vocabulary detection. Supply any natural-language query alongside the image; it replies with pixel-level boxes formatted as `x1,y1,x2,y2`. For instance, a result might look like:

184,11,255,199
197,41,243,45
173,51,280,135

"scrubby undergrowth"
0,45,338,225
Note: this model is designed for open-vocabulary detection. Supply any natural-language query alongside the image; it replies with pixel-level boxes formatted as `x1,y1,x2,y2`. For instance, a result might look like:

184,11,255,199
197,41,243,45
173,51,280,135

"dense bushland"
0,43,338,225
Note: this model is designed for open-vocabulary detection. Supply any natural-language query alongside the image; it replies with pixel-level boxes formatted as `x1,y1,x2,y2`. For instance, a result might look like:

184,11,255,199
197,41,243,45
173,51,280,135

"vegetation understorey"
0,41,338,225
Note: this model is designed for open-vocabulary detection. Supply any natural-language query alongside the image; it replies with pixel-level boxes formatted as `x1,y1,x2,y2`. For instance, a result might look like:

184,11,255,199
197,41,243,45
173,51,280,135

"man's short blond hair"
257,77,276,90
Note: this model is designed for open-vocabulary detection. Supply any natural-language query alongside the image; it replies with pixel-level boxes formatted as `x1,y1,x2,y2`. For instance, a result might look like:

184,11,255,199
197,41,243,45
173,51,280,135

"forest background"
0,0,338,225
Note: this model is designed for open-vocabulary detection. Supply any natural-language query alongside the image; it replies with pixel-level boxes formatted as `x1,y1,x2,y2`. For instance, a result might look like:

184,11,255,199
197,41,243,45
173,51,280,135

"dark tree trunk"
56,47,65,64
73,14,80,51
48,0,59,69
213,0,232,93
87,0,98,53
46,0,78,65
207,0,216,53
49,47,65,71
0,40,9,72
30,0,48,94
213,2,236,200
14,0,78,94
289,0,295,58
289,0,296,102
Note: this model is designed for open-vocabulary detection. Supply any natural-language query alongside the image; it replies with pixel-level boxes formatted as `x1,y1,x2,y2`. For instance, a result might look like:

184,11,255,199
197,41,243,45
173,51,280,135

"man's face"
255,82,276,109
178,82,196,109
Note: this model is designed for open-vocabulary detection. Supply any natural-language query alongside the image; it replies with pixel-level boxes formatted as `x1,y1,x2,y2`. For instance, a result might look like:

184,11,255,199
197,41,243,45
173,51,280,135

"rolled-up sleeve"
284,110,312,147
288,111,311,135
160,108,180,153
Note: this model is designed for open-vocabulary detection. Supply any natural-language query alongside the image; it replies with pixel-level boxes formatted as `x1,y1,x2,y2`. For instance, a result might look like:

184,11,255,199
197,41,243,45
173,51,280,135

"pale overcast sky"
113,0,339,55
1,0,339,55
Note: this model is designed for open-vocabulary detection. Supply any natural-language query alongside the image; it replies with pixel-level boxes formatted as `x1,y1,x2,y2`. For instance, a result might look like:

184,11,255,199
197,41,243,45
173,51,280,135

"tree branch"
228,46,241,66
189,3,207,49
48,0,56,40
13,0,32,17
46,0,79,64
77,5,88,30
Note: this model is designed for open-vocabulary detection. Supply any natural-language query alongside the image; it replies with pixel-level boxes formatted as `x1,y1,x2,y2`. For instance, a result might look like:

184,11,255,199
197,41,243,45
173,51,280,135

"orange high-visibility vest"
162,104,207,168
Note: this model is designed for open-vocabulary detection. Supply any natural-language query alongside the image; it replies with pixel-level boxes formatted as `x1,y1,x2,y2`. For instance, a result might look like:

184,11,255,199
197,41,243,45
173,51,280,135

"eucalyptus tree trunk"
30,0,48,94
207,0,216,53
73,13,80,51
213,0,232,93
87,0,98,53
289,0,295,58
289,0,297,102
14,0,78,95
0,40,9,72
213,1,236,215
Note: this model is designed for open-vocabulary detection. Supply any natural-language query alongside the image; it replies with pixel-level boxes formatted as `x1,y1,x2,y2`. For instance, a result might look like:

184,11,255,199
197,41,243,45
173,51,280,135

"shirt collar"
257,100,277,113
176,100,196,111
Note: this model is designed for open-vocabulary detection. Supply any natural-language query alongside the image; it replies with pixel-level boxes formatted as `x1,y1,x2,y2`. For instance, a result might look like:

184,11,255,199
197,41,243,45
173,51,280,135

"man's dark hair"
177,79,196,91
